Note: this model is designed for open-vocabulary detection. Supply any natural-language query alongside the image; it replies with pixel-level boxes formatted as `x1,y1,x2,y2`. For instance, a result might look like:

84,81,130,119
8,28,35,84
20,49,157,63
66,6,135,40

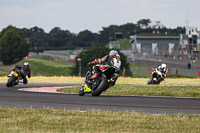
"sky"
0,0,199,33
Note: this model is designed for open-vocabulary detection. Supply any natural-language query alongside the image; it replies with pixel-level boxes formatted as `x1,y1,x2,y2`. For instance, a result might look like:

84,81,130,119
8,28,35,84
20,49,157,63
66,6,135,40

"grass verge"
1,77,200,84
58,84,200,98
0,70,9,76
0,107,200,133
17,58,74,76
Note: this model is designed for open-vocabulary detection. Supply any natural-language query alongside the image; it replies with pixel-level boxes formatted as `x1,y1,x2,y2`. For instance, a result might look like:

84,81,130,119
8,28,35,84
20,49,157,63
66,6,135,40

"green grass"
0,70,9,76
130,63,156,78
0,107,200,133
130,63,156,68
119,39,131,49
17,58,75,76
59,84,200,98
129,63,198,78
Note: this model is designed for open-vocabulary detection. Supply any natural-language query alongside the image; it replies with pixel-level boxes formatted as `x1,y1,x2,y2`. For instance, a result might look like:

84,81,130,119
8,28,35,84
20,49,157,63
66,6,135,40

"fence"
130,66,199,77
29,52,73,62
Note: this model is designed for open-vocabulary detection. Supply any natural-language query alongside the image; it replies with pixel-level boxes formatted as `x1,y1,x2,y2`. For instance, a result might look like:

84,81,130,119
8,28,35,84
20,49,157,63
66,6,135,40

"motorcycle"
6,69,23,87
147,70,165,85
79,58,121,96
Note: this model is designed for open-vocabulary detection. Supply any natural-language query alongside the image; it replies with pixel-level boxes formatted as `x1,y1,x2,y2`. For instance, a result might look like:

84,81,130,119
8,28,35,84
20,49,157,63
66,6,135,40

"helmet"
115,54,120,61
109,50,118,56
161,63,166,69
24,62,29,67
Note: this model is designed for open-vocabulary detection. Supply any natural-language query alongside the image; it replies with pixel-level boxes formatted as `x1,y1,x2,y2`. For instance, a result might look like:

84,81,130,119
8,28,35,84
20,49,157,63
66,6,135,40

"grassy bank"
0,58,75,76
0,70,9,76
17,58,75,76
59,84,200,98
0,107,199,133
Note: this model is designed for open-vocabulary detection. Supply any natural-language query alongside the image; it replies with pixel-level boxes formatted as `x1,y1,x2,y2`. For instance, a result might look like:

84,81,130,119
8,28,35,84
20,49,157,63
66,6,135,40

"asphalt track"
0,83,200,114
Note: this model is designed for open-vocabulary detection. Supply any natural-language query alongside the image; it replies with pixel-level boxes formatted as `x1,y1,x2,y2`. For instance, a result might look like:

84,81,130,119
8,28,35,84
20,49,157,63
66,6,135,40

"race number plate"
13,72,18,77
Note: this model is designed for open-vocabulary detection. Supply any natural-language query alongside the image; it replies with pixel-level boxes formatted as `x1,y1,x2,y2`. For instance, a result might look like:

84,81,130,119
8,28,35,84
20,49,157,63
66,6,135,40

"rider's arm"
15,65,21,69
12,64,21,71
99,64,109,68
89,55,108,65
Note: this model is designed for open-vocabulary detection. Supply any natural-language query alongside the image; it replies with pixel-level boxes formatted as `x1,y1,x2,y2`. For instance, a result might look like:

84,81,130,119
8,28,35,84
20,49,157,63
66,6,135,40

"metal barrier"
130,66,199,77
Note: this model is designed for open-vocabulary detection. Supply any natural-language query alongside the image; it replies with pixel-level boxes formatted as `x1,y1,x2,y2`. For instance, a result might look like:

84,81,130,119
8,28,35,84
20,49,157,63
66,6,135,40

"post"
77,58,82,77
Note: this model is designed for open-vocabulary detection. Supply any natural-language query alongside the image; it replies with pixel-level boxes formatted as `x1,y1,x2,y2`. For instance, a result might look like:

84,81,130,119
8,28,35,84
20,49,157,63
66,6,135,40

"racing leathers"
154,65,166,81
11,64,31,84
88,55,120,88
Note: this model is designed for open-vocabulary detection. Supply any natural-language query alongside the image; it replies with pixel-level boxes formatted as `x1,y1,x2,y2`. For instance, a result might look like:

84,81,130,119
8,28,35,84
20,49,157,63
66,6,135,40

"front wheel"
6,76,16,87
79,82,86,96
79,87,85,96
147,78,153,85
147,78,161,85
91,77,108,96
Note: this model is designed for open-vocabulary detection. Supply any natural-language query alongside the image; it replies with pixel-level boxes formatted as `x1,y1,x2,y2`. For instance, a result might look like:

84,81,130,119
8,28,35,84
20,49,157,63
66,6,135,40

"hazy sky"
0,0,199,33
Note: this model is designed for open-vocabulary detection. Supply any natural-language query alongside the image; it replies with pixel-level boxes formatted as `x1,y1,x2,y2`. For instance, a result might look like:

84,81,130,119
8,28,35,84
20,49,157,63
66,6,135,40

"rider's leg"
21,73,28,84
91,66,101,79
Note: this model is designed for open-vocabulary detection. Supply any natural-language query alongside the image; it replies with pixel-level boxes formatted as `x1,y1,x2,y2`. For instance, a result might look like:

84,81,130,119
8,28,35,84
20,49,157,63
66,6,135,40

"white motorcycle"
147,70,165,85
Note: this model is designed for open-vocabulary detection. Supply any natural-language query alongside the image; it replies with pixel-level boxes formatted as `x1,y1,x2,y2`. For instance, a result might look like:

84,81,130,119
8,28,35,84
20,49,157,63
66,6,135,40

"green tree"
137,19,151,28
73,46,132,76
72,30,98,47
46,27,74,49
0,26,30,65
21,26,47,52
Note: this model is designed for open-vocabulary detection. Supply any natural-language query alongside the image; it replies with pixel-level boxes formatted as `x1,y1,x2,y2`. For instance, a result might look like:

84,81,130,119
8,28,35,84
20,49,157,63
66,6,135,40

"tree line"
0,19,185,65
20,19,185,52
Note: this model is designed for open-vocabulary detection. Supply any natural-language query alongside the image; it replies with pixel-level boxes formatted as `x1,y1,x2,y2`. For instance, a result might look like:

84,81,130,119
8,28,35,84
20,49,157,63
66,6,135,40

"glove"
15,64,19,68
88,62,93,67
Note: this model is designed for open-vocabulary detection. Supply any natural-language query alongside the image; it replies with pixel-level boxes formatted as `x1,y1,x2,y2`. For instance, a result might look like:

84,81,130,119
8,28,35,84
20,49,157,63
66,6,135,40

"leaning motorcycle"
6,69,23,87
147,70,165,85
79,58,121,96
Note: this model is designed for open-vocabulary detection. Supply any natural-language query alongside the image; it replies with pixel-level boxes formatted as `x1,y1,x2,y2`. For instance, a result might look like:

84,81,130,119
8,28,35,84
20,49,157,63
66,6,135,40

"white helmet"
161,63,166,69
24,62,29,66
109,50,118,56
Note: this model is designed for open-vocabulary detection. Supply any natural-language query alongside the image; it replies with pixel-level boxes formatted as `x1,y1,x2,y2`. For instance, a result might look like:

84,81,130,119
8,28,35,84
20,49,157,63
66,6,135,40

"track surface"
0,83,200,114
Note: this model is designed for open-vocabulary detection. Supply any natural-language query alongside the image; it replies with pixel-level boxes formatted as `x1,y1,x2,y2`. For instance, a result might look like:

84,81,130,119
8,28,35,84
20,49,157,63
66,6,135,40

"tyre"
6,76,15,87
79,87,85,96
91,77,108,96
147,79,153,85
155,81,161,85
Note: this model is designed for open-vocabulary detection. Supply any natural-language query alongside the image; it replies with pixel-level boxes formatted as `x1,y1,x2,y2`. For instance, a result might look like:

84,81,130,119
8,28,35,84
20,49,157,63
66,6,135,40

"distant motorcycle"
79,58,121,96
147,70,165,85
6,69,23,87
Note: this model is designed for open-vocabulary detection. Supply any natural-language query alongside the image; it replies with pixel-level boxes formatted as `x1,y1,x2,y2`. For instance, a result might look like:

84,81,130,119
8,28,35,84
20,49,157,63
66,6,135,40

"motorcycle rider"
88,50,121,88
154,63,167,81
8,62,31,85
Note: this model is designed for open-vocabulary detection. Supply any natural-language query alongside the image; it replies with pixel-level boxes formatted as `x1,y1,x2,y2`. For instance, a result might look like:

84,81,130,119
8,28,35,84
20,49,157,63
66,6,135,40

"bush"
0,26,30,65
72,45,132,76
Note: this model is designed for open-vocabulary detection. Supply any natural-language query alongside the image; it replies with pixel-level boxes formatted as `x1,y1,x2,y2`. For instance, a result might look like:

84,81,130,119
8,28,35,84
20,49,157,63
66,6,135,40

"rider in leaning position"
88,50,121,88
154,63,167,81
8,62,31,86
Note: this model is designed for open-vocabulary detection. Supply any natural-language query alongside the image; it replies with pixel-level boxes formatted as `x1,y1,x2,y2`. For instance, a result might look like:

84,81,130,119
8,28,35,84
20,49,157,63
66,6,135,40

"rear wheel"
91,77,108,96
